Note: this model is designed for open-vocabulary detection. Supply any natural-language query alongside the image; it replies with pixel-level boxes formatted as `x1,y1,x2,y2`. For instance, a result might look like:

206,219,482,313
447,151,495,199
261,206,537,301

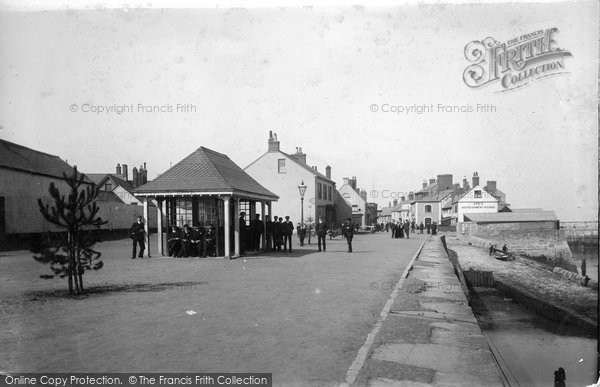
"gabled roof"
278,151,335,183
463,211,557,223
379,206,393,216
86,173,136,196
0,139,91,182
134,146,278,200
245,149,335,184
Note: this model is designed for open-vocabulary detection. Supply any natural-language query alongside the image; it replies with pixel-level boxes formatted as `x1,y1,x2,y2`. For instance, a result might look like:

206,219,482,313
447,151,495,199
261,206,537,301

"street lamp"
298,180,307,223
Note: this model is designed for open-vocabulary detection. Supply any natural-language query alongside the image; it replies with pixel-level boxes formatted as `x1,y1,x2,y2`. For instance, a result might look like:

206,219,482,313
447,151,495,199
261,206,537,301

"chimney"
462,177,469,190
268,131,280,152
393,199,398,207
422,180,428,188
388,201,391,207
472,171,479,187
343,177,349,185
143,162,147,170
132,167,139,188
408,191,414,201
325,165,331,179
454,183,460,190
486,181,497,193
122,164,128,181
349,177,357,190
437,174,453,191
429,178,436,185
289,147,307,164
116,163,122,175
360,189,367,202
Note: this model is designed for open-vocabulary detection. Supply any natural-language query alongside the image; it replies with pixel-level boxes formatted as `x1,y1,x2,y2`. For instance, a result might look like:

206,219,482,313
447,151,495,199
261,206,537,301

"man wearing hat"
282,216,294,252
342,217,355,253
130,215,145,259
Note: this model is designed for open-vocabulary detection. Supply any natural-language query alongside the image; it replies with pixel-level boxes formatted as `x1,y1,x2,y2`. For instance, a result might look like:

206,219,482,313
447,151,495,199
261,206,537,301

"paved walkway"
352,236,504,386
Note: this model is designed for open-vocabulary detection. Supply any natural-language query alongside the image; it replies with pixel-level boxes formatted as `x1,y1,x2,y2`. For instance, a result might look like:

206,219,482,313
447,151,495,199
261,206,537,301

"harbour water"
571,243,599,281
470,288,598,386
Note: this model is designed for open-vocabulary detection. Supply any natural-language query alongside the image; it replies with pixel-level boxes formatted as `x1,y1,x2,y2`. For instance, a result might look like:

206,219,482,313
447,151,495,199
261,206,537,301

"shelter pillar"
157,199,165,255
143,197,151,258
223,195,231,258
234,197,240,258
261,201,266,250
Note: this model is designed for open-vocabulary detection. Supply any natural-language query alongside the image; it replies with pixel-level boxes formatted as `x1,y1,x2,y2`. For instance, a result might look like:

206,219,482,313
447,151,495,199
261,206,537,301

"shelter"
134,146,278,258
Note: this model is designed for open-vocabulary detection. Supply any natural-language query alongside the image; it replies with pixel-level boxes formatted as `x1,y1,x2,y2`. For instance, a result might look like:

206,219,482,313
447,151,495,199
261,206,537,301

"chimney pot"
268,131,280,152
122,164,128,181
325,165,331,179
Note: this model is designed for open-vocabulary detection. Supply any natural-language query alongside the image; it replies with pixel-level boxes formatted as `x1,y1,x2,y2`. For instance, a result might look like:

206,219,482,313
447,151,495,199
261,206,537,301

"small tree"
33,166,107,295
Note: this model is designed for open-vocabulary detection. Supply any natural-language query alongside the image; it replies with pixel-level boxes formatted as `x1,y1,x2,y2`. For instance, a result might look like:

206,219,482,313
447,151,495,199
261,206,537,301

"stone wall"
560,221,598,245
458,221,576,271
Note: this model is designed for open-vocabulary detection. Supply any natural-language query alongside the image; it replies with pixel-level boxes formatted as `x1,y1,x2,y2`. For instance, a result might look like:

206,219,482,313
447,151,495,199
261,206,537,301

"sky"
0,0,597,221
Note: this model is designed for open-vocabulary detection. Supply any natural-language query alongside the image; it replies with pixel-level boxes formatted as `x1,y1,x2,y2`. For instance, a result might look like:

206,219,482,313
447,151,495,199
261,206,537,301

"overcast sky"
0,1,597,221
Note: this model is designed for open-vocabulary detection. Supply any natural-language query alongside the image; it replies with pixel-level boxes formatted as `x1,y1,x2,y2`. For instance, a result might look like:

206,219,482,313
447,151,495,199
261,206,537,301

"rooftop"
134,146,278,200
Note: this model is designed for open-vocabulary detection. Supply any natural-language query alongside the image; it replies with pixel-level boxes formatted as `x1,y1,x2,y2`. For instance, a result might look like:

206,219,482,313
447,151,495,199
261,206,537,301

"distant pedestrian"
297,222,307,246
130,216,145,259
419,222,424,234
411,221,416,233
316,218,327,252
390,223,396,239
342,218,355,252
489,244,495,256
502,244,508,254
431,222,437,236
426,223,431,234
404,221,410,239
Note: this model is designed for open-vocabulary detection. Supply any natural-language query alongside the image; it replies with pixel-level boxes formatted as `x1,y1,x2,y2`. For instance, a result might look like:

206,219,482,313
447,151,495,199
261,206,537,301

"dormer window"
474,190,482,198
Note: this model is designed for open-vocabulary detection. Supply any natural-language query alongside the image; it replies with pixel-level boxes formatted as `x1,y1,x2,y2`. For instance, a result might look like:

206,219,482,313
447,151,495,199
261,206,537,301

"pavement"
351,235,505,386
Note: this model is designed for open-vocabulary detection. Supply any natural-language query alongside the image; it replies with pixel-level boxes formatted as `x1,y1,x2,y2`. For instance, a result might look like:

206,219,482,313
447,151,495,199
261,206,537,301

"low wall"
458,221,576,271
560,221,598,245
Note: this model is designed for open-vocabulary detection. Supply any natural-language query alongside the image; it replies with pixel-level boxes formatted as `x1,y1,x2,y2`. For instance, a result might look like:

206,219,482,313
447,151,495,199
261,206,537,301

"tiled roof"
0,139,90,182
463,211,557,223
134,147,278,199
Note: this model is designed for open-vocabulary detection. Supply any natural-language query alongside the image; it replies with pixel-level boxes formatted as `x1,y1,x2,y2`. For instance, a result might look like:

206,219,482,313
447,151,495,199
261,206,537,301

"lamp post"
298,180,307,224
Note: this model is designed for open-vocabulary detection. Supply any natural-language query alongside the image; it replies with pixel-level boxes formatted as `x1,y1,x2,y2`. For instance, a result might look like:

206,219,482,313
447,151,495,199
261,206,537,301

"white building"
244,132,336,225
455,185,499,223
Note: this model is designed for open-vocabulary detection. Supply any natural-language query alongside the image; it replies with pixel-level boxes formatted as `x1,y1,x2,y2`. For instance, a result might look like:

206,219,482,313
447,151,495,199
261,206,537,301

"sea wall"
458,221,576,271
560,221,598,246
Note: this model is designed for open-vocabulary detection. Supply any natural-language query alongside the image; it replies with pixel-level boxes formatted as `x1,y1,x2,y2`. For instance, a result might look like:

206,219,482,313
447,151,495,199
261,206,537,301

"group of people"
129,213,359,259
167,224,217,258
385,219,439,238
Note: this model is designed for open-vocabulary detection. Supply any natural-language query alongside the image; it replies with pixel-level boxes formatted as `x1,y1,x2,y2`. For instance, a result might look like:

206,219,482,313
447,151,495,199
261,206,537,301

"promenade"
351,236,504,386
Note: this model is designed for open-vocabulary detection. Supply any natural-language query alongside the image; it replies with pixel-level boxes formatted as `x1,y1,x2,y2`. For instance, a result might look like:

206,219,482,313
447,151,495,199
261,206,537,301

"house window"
425,205,432,213
328,186,332,201
318,183,322,199
352,205,359,212
277,159,286,173
474,190,482,198
104,182,112,191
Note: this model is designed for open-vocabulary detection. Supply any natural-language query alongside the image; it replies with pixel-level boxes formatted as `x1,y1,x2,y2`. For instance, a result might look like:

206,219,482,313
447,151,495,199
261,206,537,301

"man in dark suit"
342,217,355,253
265,215,273,251
283,216,294,252
273,216,283,252
239,212,247,255
316,218,327,252
250,214,263,251
130,216,145,259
